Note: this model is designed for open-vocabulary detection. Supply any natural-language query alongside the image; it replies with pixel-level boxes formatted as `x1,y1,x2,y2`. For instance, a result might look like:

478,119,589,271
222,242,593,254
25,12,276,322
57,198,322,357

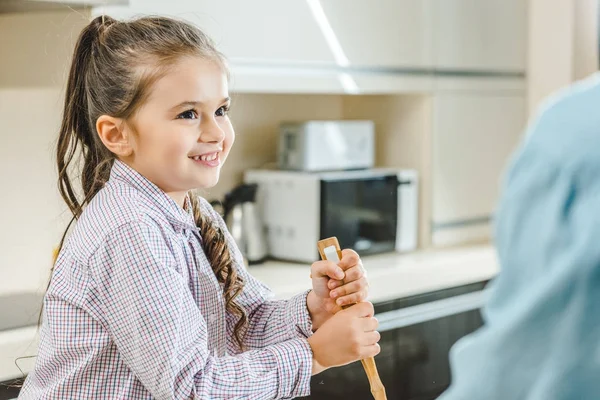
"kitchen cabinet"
95,0,336,65
99,0,433,69
93,0,527,94
431,0,527,72
321,0,526,72
99,0,526,73
0,383,20,400
296,281,488,400
431,92,526,246
320,0,433,69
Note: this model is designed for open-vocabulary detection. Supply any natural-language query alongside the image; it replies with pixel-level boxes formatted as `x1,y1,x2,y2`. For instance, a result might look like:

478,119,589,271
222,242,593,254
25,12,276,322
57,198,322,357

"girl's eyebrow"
171,97,231,111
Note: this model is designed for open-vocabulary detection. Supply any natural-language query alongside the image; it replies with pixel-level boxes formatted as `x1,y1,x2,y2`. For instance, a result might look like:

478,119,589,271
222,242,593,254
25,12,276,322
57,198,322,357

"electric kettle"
211,183,268,265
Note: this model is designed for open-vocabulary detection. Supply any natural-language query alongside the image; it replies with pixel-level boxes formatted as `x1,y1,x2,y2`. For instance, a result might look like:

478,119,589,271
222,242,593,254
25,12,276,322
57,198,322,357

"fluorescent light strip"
306,0,360,93
339,72,360,94
305,0,350,66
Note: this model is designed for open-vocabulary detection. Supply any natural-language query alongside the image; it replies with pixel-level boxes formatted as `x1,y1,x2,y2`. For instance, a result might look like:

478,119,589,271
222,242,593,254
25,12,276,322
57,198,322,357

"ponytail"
57,16,115,224
189,193,248,351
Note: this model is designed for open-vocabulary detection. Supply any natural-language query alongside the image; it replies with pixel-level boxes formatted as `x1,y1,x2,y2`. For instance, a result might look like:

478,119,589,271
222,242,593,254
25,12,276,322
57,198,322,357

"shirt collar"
109,160,197,231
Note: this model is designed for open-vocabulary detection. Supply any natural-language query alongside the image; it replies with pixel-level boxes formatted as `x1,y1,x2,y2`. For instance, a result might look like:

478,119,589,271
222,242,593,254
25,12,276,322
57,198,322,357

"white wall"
0,10,91,296
527,0,599,114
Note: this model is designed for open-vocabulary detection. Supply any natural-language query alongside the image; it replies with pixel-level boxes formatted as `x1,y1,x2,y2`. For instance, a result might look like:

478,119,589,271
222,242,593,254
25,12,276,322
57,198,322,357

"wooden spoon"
317,237,387,400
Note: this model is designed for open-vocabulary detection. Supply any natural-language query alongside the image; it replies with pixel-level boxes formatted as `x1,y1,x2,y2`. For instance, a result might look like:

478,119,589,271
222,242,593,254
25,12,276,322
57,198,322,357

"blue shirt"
440,73,600,399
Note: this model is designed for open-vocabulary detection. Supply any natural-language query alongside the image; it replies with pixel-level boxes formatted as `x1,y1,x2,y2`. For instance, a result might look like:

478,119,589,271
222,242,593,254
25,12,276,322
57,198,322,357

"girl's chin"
192,173,220,190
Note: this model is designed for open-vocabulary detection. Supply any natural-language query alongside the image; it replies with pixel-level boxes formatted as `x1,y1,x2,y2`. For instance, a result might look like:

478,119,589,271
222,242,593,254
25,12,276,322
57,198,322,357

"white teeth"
194,153,217,162
200,153,217,161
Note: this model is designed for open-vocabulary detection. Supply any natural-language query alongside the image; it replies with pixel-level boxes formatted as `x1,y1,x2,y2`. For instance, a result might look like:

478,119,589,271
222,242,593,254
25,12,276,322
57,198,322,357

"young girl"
19,15,380,399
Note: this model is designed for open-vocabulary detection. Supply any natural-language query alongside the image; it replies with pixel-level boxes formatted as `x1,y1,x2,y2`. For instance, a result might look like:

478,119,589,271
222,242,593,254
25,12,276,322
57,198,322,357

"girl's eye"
177,109,198,120
215,105,230,117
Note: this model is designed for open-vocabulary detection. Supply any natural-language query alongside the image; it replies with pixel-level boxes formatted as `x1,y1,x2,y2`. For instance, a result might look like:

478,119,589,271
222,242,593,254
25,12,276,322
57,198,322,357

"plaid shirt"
19,160,313,399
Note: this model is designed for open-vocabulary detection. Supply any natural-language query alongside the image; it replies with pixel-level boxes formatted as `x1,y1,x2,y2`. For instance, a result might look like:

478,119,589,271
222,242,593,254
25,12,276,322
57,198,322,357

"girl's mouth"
189,152,220,167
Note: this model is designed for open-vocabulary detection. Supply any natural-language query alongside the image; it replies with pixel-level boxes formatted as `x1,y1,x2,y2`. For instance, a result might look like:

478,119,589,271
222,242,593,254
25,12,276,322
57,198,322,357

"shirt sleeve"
439,146,600,397
231,275,314,352
89,220,312,400
198,198,314,354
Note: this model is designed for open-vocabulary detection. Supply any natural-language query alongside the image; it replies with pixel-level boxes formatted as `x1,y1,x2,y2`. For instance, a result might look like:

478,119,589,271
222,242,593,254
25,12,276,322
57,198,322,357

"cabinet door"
393,283,487,399
431,0,527,72
432,92,526,245
95,0,336,64
395,310,484,399
319,0,433,68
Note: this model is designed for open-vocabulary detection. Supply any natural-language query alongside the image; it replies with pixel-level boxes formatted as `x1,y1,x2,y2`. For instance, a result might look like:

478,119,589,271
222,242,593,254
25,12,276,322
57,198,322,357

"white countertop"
248,244,500,303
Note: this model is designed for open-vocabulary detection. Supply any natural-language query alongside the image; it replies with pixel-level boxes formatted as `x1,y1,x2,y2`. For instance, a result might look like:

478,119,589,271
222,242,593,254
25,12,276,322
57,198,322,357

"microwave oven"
244,168,418,263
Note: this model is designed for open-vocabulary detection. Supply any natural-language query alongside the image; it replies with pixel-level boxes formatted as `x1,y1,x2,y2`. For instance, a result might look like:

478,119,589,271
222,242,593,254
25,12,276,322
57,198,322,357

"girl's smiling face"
122,56,234,206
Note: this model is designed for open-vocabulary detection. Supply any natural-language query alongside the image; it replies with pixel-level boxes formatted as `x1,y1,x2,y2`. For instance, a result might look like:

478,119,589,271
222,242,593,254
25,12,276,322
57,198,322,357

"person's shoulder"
521,73,600,166
67,183,163,263
529,73,600,144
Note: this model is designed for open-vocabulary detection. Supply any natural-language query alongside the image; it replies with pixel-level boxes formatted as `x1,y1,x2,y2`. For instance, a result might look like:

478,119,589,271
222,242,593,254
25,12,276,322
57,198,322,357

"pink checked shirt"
19,160,313,399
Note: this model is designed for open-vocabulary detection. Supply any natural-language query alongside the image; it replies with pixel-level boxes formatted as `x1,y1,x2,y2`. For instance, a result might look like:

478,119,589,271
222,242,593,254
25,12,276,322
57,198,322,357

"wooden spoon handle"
317,237,387,400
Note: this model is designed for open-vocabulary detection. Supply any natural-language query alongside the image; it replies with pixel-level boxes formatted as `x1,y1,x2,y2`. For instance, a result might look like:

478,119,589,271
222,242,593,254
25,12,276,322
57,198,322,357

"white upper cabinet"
95,0,528,93
96,0,336,65
319,0,433,68
98,0,434,69
431,0,527,72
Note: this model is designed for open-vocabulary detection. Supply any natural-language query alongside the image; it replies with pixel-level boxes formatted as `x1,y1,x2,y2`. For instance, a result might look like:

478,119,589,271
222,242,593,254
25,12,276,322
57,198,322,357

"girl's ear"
96,115,133,157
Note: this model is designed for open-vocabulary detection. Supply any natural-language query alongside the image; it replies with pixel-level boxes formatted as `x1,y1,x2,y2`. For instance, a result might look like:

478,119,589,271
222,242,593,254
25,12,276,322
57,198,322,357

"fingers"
311,260,345,280
345,301,374,318
361,343,381,359
328,263,366,290
330,276,369,305
330,279,361,299
328,279,343,290
338,249,360,270
330,273,368,297
342,263,367,282
362,316,379,332
320,249,366,288
361,330,381,346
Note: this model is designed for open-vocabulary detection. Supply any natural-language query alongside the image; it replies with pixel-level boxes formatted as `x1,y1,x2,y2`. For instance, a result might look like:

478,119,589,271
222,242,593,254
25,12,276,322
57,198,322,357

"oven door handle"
375,289,489,332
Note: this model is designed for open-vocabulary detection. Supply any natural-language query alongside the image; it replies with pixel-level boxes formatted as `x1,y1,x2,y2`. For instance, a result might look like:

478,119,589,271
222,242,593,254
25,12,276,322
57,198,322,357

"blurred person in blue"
439,73,600,400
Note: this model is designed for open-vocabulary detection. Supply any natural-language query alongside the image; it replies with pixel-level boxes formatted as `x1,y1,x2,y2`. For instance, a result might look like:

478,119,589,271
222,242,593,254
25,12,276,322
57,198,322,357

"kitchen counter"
248,244,499,303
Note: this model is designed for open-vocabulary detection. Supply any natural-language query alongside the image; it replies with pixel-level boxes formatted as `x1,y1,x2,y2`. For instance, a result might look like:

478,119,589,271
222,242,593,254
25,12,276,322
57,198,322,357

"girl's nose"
200,117,225,143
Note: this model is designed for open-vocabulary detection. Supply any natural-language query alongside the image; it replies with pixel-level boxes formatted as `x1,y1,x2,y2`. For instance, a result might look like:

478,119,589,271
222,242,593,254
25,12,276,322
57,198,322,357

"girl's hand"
310,249,369,314
307,301,380,375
